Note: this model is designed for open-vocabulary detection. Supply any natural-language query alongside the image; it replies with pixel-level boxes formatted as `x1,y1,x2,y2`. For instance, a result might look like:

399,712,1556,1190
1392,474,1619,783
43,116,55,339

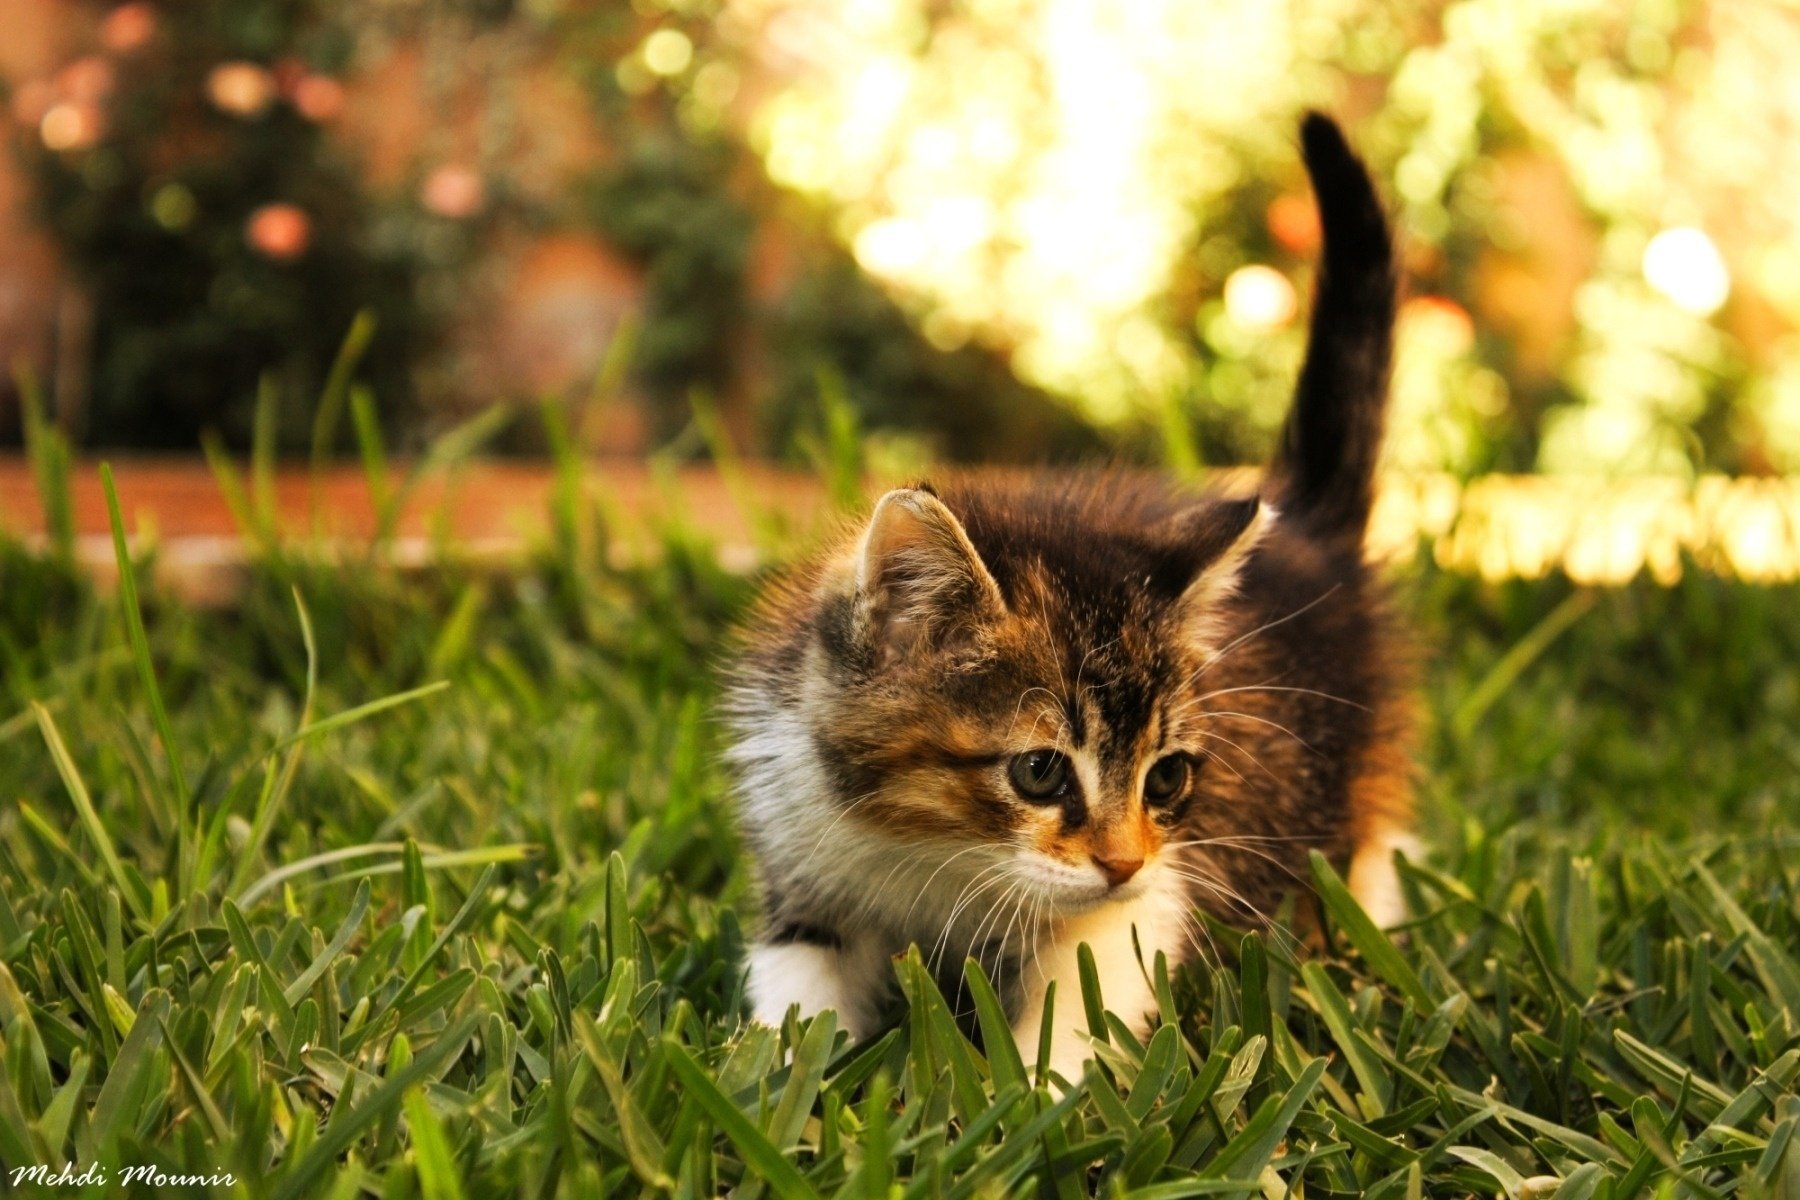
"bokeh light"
1222,266,1297,332
644,29,696,77
39,102,103,152
206,62,277,119
1642,227,1730,316
246,204,311,261
737,0,1800,475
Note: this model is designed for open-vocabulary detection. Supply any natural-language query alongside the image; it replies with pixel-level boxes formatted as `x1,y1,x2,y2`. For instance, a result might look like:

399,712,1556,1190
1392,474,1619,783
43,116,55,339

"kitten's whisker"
1163,833,1316,848
901,844,996,930
1185,730,1267,782
997,881,1040,994
1167,896,1221,972
967,878,1024,970
931,861,1011,941
1062,636,1120,742
868,845,939,919
793,789,885,877
1163,834,1316,883
1183,839,1310,887
1196,709,1322,756
1008,686,1062,742
1163,867,1307,959
1183,683,1369,712
1182,727,1286,782
1017,889,1052,998
929,865,1015,970
1163,671,1361,721
932,869,1018,976
1024,707,1069,746
1186,585,1342,685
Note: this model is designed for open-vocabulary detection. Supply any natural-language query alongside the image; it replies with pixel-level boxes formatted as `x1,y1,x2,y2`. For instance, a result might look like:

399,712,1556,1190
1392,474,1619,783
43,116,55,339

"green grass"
1,454,1798,1197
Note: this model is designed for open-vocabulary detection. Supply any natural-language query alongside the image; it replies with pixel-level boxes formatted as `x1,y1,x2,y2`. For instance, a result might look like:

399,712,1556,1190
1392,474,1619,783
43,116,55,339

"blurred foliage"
8,0,455,451
753,0,1800,477
584,133,754,443
10,0,1800,471
562,2,1095,460
762,253,1095,462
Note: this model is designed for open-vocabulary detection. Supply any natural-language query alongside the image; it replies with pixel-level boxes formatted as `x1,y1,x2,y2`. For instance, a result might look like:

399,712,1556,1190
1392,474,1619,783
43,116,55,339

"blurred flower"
57,57,116,104
40,102,105,151
642,29,694,77
420,165,485,219
246,203,310,260
100,3,158,54
291,75,345,122
1223,264,1297,331
207,62,276,118
10,80,56,126
1266,193,1320,255
1642,227,1729,315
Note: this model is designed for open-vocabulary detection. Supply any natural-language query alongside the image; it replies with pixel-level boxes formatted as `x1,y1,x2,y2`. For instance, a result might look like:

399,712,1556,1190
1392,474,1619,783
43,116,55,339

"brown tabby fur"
725,113,1412,1071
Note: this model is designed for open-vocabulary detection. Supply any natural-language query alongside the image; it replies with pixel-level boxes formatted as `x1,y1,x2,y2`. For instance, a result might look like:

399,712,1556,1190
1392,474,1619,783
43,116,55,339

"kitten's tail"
1272,112,1398,541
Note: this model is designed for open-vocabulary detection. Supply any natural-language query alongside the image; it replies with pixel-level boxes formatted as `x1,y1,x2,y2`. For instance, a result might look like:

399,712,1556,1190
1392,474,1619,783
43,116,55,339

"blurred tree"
743,0,1800,477
562,0,1098,461
10,0,448,450
586,133,754,444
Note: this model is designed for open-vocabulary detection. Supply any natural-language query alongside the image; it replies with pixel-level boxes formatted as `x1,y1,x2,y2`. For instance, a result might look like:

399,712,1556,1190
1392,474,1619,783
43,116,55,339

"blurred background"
3,1,1800,498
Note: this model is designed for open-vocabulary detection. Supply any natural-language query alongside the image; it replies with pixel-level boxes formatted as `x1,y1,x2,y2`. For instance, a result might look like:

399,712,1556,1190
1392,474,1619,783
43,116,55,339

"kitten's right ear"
853,488,1005,667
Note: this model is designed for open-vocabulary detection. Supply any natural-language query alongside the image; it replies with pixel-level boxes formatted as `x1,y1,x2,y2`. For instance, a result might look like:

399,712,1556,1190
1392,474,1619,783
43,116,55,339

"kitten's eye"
1143,754,1190,804
1008,749,1071,801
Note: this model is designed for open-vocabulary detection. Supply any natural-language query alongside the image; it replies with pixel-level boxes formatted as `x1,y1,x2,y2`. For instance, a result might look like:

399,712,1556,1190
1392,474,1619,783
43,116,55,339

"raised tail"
1273,112,1398,540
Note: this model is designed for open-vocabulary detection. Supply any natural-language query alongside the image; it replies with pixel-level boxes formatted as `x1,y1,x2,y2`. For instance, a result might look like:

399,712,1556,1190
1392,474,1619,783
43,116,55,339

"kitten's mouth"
1019,856,1156,910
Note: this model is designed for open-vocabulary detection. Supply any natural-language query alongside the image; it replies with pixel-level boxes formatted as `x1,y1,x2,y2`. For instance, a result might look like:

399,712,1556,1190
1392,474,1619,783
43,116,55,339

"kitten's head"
762,478,1270,910
733,113,1407,929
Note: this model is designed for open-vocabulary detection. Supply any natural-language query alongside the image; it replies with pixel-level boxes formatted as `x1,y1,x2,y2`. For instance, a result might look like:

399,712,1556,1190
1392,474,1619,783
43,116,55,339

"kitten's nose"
1093,853,1144,888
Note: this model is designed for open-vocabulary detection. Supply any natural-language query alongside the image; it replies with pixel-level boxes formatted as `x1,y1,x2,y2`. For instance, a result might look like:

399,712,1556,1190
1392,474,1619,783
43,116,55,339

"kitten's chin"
1060,872,1153,912
1015,853,1155,912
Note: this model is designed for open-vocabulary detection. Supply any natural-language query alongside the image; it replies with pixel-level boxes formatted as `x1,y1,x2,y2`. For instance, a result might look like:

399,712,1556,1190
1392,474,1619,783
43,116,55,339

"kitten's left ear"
1155,496,1271,639
853,488,1006,667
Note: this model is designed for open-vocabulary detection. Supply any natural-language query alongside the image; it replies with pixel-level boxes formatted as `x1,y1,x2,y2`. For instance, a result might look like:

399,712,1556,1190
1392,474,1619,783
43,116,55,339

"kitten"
725,113,1412,1081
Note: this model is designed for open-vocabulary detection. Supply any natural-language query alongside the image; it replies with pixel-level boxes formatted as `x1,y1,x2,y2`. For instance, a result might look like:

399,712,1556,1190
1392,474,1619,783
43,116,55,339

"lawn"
1,448,1797,1197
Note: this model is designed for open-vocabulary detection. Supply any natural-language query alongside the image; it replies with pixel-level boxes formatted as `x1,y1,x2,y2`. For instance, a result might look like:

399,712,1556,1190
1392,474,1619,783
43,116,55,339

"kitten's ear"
1156,496,1271,640
853,488,1005,666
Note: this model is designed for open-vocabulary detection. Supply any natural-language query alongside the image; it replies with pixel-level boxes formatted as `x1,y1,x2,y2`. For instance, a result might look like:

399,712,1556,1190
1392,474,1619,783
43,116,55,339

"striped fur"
725,114,1412,1080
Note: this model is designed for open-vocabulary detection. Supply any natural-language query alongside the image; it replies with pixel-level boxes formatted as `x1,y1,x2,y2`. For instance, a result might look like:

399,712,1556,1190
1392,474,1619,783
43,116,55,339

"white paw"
1347,829,1421,929
746,941,872,1039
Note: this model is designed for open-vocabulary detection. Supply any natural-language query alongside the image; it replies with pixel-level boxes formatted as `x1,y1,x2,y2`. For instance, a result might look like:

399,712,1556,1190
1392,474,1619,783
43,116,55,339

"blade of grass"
100,463,192,894
239,843,535,909
1310,851,1433,1010
78,989,170,1161
664,1040,823,1200
403,1085,469,1200
33,704,147,922
273,1014,480,1200
264,680,451,757
17,361,74,564
310,310,378,479
1453,589,1595,738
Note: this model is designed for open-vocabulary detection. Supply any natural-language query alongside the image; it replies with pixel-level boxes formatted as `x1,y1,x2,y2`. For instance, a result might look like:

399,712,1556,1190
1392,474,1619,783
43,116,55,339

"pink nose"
1093,854,1144,888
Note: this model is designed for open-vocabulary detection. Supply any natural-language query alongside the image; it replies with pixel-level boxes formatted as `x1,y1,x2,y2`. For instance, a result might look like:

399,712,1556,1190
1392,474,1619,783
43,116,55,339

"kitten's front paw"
1043,1033,1097,1091
1348,828,1421,929
1011,1013,1099,1092
746,941,871,1039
